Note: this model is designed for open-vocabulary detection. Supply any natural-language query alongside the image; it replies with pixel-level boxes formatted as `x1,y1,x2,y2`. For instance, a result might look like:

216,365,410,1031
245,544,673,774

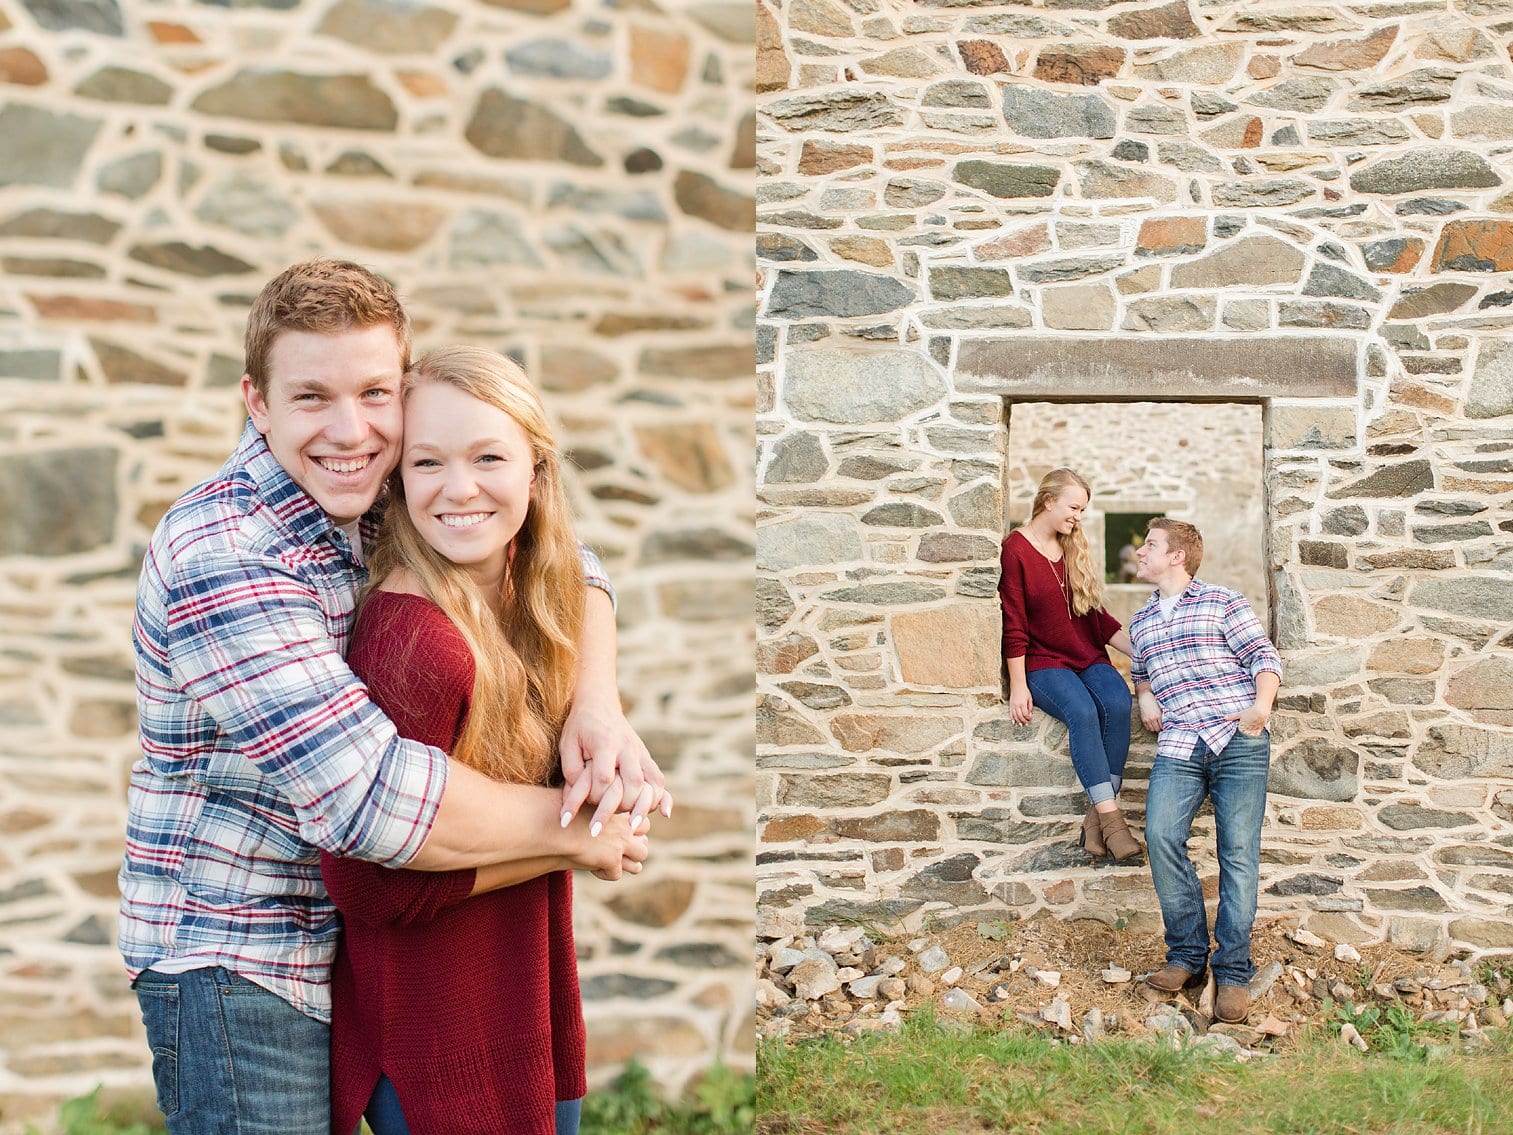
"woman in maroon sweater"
320,346,657,1135
1000,469,1142,861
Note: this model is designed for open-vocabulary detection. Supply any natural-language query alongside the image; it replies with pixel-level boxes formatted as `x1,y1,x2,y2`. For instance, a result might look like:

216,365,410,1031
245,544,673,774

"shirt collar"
229,420,384,556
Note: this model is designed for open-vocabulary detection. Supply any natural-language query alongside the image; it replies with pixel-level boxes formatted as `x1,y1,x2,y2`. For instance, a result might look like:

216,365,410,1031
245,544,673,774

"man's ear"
242,374,270,433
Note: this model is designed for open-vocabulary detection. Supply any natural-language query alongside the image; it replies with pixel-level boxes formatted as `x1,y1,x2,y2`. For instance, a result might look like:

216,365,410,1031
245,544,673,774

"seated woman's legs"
1024,667,1114,802
1079,662,1133,790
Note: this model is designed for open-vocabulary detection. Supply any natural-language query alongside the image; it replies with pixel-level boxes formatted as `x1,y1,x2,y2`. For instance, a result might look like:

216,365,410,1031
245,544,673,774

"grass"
757,1010,1513,1135
28,1061,755,1135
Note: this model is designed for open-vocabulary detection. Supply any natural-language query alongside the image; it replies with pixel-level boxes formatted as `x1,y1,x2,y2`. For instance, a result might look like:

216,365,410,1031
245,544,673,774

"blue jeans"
1025,663,1132,804
134,966,329,1135
365,1075,583,1135
1145,731,1271,987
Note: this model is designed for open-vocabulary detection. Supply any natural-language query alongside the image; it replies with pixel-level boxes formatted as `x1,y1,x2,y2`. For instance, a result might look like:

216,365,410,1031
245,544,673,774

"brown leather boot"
1215,984,1249,1023
1145,964,1206,993
1098,807,1144,861
1079,804,1107,858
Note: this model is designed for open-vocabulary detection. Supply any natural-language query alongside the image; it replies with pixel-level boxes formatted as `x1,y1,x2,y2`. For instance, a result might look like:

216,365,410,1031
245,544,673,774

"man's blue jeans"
1025,663,1132,804
134,966,329,1135
1145,731,1271,988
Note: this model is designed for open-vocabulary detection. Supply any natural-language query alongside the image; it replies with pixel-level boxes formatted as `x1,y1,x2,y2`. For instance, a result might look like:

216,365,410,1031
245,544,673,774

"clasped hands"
557,694,672,882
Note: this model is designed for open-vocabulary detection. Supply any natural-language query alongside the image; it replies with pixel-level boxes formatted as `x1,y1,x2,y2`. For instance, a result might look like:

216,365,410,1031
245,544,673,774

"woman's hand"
566,811,651,881
1008,686,1034,725
558,697,671,833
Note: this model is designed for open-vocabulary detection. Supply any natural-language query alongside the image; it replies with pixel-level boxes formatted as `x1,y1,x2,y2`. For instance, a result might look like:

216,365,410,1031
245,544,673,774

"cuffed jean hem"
1085,781,1116,805
1024,663,1132,804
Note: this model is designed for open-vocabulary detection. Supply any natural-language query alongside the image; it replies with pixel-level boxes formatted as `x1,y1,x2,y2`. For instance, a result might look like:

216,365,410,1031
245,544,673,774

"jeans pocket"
135,981,180,1119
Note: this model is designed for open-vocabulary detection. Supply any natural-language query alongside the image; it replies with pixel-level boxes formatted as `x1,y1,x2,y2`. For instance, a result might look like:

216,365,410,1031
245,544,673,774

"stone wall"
0,0,754,1124
756,0,1513,960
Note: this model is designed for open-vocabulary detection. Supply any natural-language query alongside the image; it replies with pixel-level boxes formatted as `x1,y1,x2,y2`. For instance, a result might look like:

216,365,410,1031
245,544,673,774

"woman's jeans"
1145,730,1271,988
134,966,329,1135
365,1075,583,1135
1025,663,1132,805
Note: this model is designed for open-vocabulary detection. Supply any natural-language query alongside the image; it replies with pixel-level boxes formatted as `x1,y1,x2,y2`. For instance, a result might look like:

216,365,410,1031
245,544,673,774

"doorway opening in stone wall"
1004,399,1269,687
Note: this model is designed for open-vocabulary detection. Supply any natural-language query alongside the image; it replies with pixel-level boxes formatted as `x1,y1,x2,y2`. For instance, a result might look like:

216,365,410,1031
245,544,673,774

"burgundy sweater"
999,529,1121,672
320,591,586,1135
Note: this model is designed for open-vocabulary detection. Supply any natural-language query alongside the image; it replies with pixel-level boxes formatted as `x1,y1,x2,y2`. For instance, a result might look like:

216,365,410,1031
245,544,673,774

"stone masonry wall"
0,0,754,1124
756,0,1513,962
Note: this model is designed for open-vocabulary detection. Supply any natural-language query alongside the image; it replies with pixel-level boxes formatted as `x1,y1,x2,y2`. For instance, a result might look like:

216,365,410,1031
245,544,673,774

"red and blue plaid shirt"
119,422,610,1021
1128,579,1282,763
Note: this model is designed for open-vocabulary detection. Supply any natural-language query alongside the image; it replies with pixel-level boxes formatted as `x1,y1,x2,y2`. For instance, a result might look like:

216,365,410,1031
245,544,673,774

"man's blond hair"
1148,517,1203,576
243,259,411,396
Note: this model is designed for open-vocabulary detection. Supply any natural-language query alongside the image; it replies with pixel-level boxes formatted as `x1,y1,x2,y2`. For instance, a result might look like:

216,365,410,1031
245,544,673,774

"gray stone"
765,91,905,133
1466,340,1513,419
757,577,795,630
1308,119,1411,145
1380,805,1476,830
900,853,985,906
193,70,398,130
1450,104,1513,141
505,37,611,78
0,105,101,188
1325,460,1432,500
923,80,991,108
929,267,1015,300
194,173,299,238
920,306,1034,330
643,529,751,564
766,433,827,483
1266,873,1342,896
451,210,543,268
948,483,1001,530
954,160,1059,199
1304,263,1382,302
1408,578,1513,624
1001,88,1115,139
1322,506,1368,536
1122,296,1214,332
967,751,1080,789
1076,159,1178,203
821,582,946,606
757,233,818,263
1212,180,1316,207
1155,140,1223,173
1389,283,1479,319
786,346,938,423
0,448,117,555
0,208,119,244
1133,42,1242,83
1247,78,1336,112
1017,256,1125,284
98,152,160,199
465,90,602,166
1348,68,1457,109
20,0,121,33
128,242,254,277
0,349,62,381
885,179,947,208
956,336,1356,399
768,271,915,320
862,502,944,528
1269,738,1360,802
1368,887,1449,913
1396,198,1466,216
1413,725,1513,780
1349,150,1501,194
75,66,172,104
317,0,456,50
1126,105,1187,135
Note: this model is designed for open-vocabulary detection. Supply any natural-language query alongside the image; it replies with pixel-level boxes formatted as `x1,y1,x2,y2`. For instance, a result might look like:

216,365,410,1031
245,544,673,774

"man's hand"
1138,690,1162,733
1007,686,1034,726
559,696,670,834
565,810,651,881
1224,704,1269,737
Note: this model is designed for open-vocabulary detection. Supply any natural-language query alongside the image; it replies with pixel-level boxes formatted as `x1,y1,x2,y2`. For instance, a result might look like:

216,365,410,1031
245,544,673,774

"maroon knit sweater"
320,591,586,1135
999,529,1121,672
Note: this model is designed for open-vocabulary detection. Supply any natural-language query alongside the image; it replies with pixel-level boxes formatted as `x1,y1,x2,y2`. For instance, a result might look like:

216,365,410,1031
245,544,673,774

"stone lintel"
955,336,1357,400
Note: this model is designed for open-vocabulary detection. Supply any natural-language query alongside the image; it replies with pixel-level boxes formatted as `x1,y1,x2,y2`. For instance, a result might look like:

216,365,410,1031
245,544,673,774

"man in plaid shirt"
120,260,665,1133
1128,517,1281,1026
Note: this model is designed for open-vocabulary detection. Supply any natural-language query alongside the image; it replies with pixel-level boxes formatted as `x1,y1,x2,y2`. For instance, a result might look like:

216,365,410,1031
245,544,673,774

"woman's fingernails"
560,812,572,829
661,799,673,818
631,814,643,831
590,821,602,838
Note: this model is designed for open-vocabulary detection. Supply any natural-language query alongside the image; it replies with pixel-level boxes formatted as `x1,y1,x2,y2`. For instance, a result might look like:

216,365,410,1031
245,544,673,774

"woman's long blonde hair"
1030,468,1102,618
366,345,585,785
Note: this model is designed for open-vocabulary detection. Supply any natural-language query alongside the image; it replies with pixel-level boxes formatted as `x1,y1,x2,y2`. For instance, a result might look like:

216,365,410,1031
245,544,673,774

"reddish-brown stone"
757,0,790,93
395,70,448,98
958,39,1010,75
1137,216,1206,256
1371,239,1424,273
1431,219,1513,273
976,222,1051,260
798,140,871,175
147,20,200,43
1241,116,1264,148
761,814,828,842
1293,26,1396,72
0,47,47,85
1034,45,1125,85
1108,1,1198,41
29,295,154,321
1248,55,1280,78
630,25,690,94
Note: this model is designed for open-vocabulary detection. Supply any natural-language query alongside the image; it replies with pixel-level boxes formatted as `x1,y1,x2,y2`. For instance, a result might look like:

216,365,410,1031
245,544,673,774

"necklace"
1050,553,1073,621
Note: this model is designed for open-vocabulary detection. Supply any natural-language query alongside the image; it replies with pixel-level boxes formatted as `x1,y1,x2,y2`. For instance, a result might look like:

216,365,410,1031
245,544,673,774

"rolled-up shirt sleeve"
1221,593,1282,681
163,550,448,867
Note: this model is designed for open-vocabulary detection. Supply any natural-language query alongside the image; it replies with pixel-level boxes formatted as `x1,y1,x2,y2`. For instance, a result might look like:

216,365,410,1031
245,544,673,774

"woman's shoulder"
352,586,470,671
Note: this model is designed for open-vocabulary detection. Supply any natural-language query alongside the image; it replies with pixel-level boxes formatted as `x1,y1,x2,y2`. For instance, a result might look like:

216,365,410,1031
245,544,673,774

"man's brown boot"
1097,807,1144,861
1079,804,1107,858
1214,984,1249,1023
1144,965,1206,993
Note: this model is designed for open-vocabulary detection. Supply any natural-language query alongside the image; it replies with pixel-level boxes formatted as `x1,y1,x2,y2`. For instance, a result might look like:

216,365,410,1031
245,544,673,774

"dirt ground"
765,910,1503,1050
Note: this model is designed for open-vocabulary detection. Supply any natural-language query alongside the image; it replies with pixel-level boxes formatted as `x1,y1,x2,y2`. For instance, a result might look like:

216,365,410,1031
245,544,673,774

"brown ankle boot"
1098,807,1144,861
1079,805,1107,857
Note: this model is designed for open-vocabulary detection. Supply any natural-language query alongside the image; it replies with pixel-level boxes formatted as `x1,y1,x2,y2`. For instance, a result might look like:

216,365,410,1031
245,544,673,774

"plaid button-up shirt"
1128,579,1282,764
120,421,610,1021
